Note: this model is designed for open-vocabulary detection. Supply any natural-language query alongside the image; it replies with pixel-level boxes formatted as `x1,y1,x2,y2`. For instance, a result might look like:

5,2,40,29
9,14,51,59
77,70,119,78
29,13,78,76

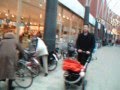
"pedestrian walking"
76,24,95,65
0,31,24,90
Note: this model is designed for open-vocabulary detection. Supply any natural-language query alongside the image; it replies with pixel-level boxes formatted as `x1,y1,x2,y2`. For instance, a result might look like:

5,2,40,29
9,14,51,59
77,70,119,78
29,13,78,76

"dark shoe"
11,87,15,90
9,86,15,90
0,79,5,81
44,73,48,77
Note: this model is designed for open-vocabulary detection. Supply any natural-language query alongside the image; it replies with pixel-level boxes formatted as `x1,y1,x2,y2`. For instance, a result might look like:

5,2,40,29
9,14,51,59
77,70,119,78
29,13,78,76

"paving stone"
1,46,120,90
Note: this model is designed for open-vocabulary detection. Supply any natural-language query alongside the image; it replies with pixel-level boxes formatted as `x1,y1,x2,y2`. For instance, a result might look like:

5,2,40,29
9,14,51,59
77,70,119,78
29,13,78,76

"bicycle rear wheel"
30,64,41,78
48,59,58,71
15,63,33,88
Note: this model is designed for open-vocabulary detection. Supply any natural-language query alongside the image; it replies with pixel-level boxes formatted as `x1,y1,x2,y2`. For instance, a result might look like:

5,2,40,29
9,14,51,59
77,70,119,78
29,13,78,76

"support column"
84,0,91,25
95,20,98,40
95,0,100,41
43,0,58,52
100,24,105,40
69,14,72,41
58,8,63,41
16,0,22,41
84,6,90,25
59,22,62,40
105,30,108,43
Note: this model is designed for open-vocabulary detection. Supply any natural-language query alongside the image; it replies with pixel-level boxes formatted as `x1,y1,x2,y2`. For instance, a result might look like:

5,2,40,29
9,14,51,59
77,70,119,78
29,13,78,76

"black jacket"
76,33,95,53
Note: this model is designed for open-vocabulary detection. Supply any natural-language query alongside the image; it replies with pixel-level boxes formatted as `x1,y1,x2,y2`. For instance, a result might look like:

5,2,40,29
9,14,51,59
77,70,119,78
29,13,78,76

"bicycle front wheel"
15,64,33,88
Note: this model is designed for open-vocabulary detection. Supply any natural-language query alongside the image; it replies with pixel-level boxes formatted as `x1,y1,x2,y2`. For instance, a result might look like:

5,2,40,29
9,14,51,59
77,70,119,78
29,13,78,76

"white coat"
36,37,48,56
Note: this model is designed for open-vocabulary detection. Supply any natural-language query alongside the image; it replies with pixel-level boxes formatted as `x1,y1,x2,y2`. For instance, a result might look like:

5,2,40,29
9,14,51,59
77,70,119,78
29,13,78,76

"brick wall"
90,0,97,17
78,0,107,18
78,0,120,31
78,0,86,6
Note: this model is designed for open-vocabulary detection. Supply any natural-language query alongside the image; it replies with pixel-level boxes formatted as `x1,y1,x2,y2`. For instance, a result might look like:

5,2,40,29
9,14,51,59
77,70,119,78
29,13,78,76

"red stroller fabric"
63,58,84,73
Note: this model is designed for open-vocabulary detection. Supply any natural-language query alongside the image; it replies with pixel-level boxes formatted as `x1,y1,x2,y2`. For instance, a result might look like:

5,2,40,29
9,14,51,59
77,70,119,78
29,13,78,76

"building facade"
0,0,119,48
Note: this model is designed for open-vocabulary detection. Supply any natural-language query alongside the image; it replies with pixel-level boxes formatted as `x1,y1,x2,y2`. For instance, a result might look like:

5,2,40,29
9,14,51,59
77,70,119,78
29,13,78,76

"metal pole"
102,0,105,19
101,2,106,40
104,7,110,41
98,0,103,19
77,18,79,35
59,21,62,40
85,0,89,6
86,0,92,6
104,7,108,21
59,7,63,40
69,14,72,41
104,0,112,21
84,0,92,25
96,0,100,18
94,0,100,41
107,8,111,22
16,0,22,41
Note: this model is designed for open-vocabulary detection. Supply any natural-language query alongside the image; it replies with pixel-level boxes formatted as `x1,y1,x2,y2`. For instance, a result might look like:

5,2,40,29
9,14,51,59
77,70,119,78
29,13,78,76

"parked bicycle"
39,50,59,71
24,48,59,73
23,49,41,77
48,51,59,71
15,59,33,88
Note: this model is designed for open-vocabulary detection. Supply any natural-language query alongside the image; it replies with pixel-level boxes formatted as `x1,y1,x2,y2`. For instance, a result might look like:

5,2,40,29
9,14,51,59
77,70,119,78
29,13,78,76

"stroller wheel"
65,82,70,89
81,78,87,90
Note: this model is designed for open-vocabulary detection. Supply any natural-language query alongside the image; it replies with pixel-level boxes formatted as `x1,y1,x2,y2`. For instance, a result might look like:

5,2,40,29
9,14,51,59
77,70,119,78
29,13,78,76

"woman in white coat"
32,32,48,76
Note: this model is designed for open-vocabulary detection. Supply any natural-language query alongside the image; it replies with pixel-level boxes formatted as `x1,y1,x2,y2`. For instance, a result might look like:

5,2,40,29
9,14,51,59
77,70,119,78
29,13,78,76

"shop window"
0,0,46,48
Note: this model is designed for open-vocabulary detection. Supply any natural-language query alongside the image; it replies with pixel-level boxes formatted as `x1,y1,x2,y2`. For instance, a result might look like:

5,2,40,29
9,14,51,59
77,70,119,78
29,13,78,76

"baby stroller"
63,51,91,90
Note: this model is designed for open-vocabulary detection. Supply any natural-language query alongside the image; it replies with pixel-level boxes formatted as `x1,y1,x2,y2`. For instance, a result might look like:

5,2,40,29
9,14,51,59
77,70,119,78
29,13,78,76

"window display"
0,0,46,48
57,5,84,43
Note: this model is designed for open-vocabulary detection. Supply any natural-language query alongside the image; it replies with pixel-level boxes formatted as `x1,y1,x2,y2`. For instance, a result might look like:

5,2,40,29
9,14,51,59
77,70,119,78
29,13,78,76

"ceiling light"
67,17,69,20
43,0,46,3
5,13,8,16
25,22,27,25
63,15,65,18
40,14,42,18
12,14,14,18
58,13,61,16
21,17,24,19
39,4,42,7
34,23,37,25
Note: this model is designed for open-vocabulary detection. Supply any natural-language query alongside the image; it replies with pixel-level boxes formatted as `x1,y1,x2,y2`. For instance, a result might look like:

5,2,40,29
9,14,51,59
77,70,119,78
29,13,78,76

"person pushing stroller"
76,24,95,65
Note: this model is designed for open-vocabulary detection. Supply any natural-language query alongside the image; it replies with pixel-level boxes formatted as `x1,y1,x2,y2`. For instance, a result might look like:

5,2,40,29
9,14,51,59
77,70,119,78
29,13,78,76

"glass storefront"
89,24,95,33
0,1,84,48
57,5,84,44
0,0,46,48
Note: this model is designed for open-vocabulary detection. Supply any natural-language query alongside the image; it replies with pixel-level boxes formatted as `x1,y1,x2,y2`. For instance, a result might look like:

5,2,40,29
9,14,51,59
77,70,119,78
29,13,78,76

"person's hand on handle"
86,51,90,54
78,49,82,53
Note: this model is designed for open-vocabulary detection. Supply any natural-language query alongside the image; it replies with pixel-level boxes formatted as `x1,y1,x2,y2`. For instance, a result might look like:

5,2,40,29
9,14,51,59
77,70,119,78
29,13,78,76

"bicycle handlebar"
24,49,36,54
78,50,91,54
82,51,87,53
